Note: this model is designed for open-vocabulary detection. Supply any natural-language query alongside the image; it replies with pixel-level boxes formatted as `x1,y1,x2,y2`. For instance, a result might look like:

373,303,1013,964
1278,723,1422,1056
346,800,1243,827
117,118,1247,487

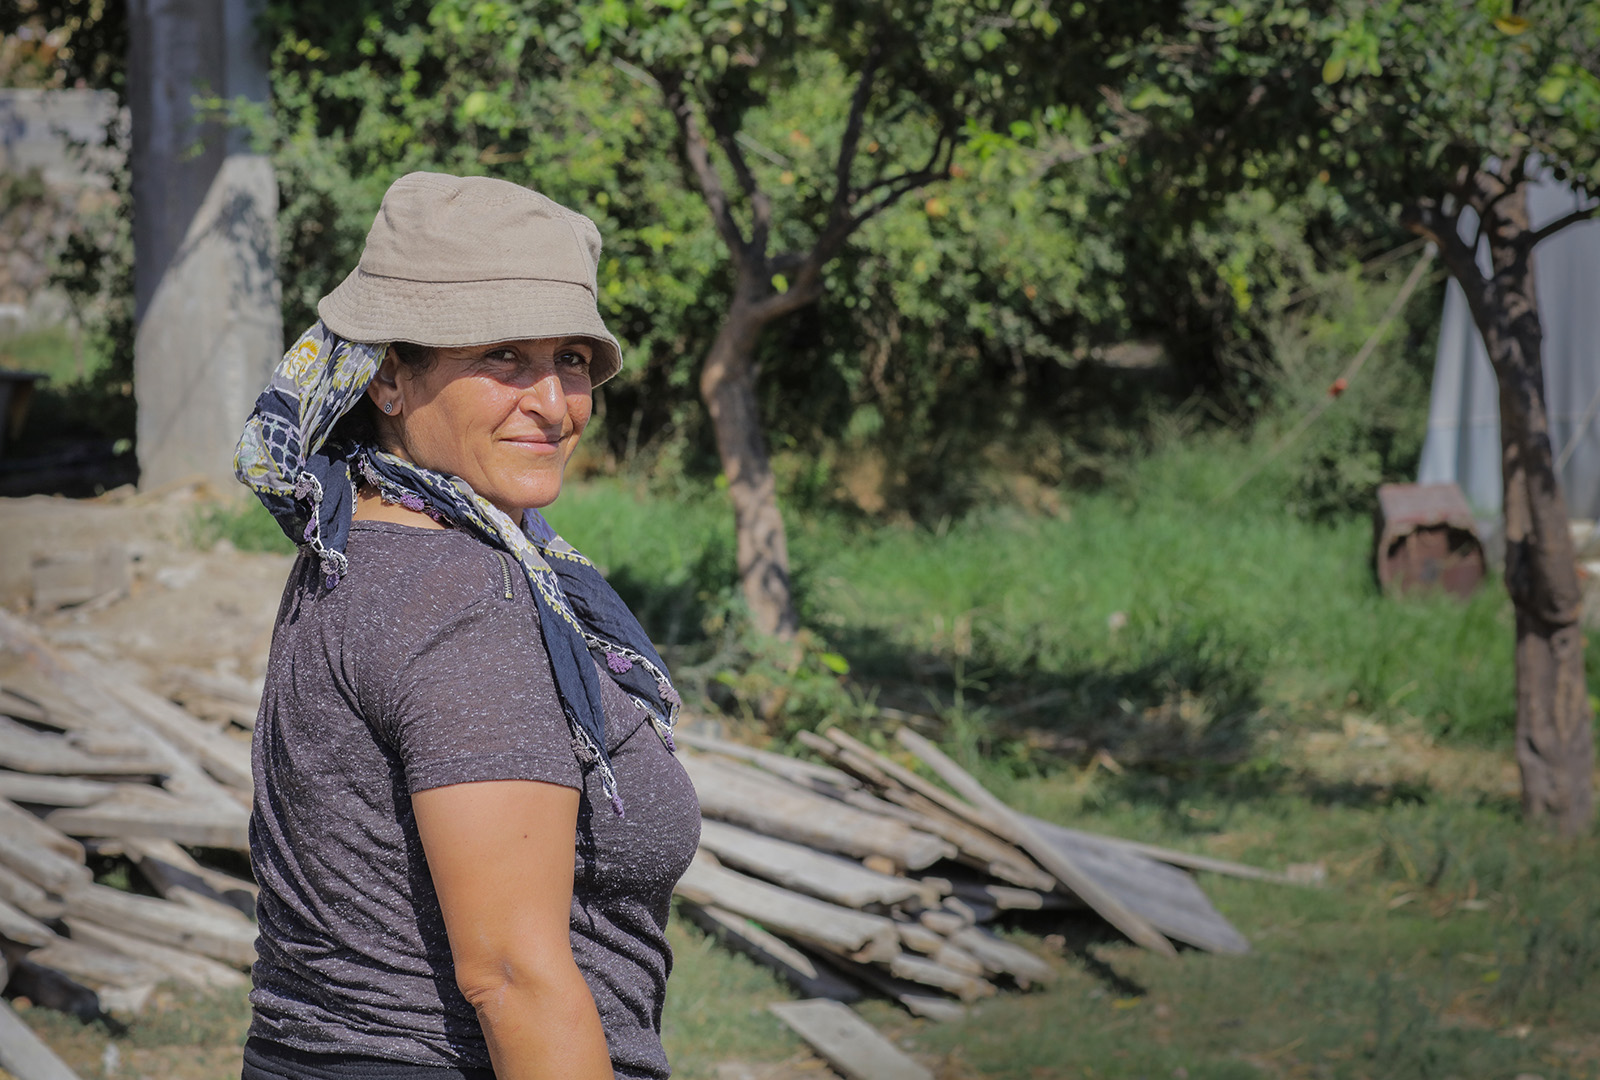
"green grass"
545,439,1528,747
0,325,98,383
659,790,1600,1079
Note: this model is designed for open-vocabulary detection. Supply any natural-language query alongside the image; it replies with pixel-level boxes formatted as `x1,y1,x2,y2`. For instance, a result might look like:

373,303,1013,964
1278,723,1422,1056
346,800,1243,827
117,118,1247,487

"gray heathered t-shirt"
248,521,700,1079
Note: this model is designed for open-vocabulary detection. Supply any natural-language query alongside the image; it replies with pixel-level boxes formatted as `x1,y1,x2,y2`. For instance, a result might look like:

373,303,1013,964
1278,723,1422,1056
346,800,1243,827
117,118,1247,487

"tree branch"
1403,197,1483,303
830,33,886,224
658,71,749,267
709,107,773,259
1521,203,1600,252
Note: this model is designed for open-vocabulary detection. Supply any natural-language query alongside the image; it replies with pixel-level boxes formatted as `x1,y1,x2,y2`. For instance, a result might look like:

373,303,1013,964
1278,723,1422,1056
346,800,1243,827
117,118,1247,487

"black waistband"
242,1038,495,1080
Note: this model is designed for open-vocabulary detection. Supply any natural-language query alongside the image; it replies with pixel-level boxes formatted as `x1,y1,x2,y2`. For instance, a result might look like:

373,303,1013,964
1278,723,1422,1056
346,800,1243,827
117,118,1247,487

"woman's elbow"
454,948,582,1013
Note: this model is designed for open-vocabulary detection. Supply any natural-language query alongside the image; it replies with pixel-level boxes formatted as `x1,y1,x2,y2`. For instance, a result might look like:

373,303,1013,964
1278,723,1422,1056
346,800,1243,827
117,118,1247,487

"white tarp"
1418,175,1600,520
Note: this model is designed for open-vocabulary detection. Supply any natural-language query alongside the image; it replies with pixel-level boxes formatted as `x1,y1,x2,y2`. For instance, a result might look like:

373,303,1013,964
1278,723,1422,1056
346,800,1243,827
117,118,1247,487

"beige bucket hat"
318,172,623,385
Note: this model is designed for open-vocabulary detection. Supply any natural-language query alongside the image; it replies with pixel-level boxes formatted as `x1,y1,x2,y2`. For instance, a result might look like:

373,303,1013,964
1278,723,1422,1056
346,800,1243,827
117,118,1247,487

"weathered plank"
675,852,901,962
1024,817,1304,886
886,953,996,1002
942,878,1079,913
0,997,83,1080
0,797,84,861
675,728,861,790
162,665,263,709
768,999,934,1080
0,715,165,777
812,954,969,1023
0,892,57,947
97,680,253,791
61,884,257,967
0,684,51,725
27,936,168,991
0,860,63,919
48,786,250,850
123,836,257,916
679,753,953,871
894,922,946,956
678,902,862,1002
895,728,1178,958
697,820,926,910
947,927,1058,988
0,770,120,808
0,829,93,897
64,919,248,990
800,732,1054,891
1022,819,1252,955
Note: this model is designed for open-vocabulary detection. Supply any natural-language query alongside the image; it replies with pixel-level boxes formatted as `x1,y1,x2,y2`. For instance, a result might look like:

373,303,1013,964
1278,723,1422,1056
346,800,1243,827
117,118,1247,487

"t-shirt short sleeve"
372,592,583,795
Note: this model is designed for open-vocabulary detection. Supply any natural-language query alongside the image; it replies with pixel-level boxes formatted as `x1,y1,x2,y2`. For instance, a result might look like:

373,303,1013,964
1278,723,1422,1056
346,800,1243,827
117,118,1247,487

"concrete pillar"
128,0,282,492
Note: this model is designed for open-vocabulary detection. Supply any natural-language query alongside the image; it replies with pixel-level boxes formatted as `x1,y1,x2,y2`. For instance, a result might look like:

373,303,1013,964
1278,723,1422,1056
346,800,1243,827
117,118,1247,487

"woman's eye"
558,350,592,368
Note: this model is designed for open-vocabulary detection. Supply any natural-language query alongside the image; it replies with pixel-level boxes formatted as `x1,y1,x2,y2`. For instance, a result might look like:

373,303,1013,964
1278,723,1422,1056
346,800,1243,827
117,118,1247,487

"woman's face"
370,337,594,517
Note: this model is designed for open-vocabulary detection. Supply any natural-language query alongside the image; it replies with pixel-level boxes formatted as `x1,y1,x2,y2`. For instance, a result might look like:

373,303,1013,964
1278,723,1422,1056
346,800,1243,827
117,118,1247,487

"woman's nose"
520,370,567,423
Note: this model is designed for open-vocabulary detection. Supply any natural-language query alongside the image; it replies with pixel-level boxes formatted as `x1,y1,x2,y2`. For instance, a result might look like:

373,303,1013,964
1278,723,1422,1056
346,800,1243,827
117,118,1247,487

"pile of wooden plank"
0,601,1296,1077
672,724,1284,1023
0,611,257,1031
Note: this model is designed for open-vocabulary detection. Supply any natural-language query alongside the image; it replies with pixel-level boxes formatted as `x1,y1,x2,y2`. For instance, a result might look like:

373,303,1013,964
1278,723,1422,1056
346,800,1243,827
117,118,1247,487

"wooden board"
0,797,84,861
768,999,934,1080
97,681,253,791
885,953,995,1002
0,771,120,808
0,998,83,1080
675,852,901,962
60,884,257,967
26,936,168,991
1022,819,1252,955
678,901,862,1002
947,927,1058,987
0,860,63,919
679,753,953,871
0,715,165,778
697,819,926,909
894,728,1178,958
674,728,861,790
0,829,93,897
123,836,257,916
1025,818,1302,886
48,786,250,850
800,731,1055,891
0,892,57,947
64,919,248,990
811,953,969,1023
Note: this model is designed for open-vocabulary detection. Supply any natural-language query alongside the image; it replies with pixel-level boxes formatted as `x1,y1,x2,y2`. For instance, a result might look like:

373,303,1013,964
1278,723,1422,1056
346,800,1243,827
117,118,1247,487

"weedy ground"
18,445,1600,1080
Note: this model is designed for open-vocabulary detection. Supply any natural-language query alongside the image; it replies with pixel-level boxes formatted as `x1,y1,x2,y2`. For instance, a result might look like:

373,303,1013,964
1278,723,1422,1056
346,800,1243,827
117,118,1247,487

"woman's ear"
367,347,403,415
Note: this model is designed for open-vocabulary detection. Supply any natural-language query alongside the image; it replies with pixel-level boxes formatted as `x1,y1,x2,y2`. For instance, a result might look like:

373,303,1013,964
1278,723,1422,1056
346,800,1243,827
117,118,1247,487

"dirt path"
0,484,292,681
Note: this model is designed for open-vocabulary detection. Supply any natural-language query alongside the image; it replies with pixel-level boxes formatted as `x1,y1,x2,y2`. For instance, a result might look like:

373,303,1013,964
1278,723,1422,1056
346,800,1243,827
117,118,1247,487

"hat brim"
317,269,623,386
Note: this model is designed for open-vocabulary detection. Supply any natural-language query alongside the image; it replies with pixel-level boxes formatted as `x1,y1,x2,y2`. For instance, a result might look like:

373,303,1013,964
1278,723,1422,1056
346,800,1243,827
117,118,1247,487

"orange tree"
1130,0,1600,832
508,0,1180,638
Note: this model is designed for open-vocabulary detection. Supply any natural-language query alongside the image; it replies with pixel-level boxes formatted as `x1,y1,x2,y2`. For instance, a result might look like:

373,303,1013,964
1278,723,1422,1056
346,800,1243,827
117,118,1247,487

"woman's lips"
504,435,562,454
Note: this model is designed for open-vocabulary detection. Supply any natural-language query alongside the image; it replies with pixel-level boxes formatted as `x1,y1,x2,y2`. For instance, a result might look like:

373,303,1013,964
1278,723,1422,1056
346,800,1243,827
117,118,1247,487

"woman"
234,172,700,1080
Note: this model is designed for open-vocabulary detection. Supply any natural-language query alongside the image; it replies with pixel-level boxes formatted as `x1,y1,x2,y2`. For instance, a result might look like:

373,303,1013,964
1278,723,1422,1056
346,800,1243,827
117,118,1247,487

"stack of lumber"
0,609,256,1035
0,599,1294,1076
672,724,1278,1021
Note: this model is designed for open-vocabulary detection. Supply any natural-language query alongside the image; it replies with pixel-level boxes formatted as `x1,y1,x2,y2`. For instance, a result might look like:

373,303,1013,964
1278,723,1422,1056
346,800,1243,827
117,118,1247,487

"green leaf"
818,652,850,675
1322,55,1346,85
771,273,789,294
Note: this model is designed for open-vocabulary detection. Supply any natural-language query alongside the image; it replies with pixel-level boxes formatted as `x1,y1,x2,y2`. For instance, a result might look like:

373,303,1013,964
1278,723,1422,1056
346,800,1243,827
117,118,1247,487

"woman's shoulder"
341,522,520,625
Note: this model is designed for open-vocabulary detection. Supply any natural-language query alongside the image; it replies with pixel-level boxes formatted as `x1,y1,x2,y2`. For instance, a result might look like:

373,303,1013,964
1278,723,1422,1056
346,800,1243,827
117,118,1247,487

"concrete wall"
128,0,282,492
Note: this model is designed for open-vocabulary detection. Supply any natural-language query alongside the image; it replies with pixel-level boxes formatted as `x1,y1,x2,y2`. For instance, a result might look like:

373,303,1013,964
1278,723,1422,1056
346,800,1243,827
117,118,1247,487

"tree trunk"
700,294,799,639
1470,185,1595,835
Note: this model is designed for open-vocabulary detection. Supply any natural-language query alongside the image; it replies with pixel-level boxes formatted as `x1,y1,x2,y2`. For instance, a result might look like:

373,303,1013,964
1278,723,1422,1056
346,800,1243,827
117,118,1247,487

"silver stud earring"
383,401,394,414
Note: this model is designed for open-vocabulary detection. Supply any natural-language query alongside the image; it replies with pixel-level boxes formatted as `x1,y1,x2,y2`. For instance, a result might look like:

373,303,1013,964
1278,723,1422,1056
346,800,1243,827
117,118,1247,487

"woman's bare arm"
413,779,613,1080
